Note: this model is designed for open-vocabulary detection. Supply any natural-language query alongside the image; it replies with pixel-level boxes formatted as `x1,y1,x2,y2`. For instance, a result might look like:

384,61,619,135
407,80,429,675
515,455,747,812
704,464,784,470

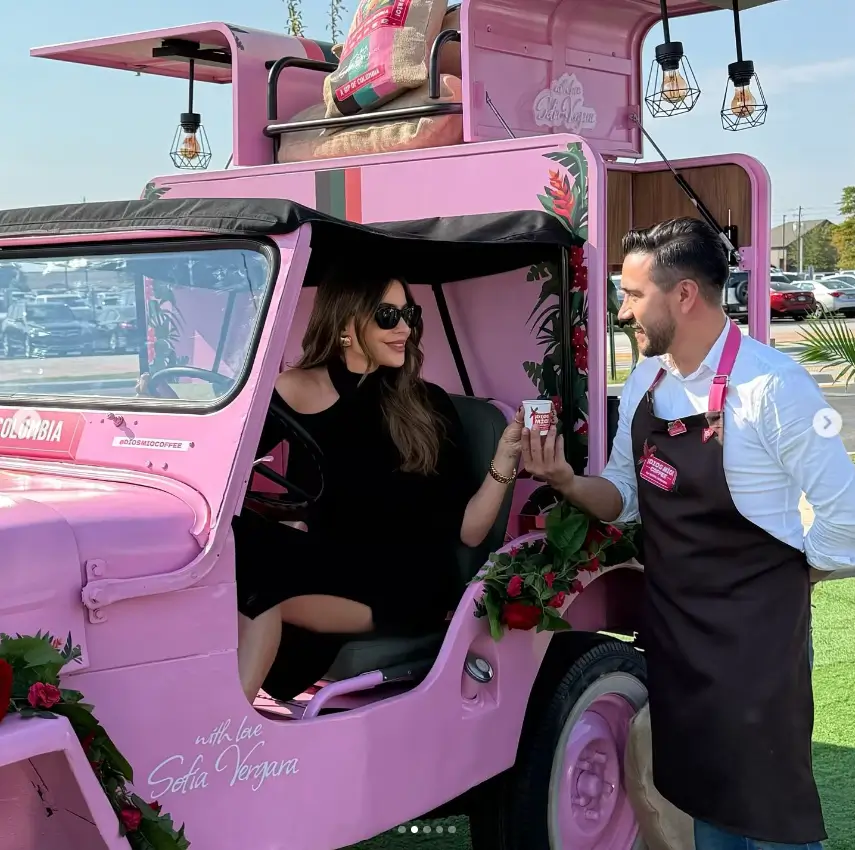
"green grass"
349,581,855,849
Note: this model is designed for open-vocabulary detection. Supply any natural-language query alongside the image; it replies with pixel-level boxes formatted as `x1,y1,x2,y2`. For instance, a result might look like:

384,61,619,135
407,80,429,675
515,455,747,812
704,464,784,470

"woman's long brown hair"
296,271,445,475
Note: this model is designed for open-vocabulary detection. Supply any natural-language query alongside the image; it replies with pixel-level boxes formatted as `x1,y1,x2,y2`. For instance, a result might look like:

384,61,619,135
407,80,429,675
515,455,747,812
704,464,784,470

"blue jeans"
694,820,823,850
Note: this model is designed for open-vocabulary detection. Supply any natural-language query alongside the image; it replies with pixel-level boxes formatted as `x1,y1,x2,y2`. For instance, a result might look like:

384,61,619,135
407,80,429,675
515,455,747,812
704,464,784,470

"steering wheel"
248,394,325,508
143,366,235,400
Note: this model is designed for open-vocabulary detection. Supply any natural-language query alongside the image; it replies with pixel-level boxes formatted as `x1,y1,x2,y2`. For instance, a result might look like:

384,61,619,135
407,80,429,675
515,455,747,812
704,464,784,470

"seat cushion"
448,395,516,588
326,630,446,681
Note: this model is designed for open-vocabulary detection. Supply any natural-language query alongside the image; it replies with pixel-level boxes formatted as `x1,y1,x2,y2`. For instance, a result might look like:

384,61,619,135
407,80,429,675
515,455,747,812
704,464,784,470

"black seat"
325,395,516,681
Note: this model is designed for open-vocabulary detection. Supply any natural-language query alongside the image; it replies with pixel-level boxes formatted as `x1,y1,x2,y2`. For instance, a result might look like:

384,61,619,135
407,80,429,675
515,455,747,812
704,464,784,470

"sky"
1,0,851,230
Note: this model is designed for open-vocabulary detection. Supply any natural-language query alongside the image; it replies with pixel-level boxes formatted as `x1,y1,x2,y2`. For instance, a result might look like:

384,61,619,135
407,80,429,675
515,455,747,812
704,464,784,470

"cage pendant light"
169,58,213,170
644,0,701,118
721,0,767,131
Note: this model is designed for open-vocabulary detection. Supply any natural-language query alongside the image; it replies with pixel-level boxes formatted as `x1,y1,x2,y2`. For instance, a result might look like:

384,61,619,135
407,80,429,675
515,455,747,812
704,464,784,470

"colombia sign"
0,408,85,460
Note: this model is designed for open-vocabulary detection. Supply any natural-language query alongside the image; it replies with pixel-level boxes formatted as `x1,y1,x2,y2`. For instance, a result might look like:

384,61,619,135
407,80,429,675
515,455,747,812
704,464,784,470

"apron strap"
708,320,742,413
648,368,667,394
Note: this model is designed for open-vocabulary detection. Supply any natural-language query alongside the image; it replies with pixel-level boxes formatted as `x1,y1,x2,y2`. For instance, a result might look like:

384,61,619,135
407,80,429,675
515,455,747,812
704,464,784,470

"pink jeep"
1,1,783,848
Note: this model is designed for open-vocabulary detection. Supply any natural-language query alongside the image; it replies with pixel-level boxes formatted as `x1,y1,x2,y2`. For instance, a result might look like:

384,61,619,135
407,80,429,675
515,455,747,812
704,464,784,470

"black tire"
735,280,749,305
469,637,648,850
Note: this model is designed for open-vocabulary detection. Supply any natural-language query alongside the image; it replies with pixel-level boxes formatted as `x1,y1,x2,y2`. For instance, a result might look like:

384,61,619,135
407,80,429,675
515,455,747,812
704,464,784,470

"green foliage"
831,187,855,270
284,0,305,36
798,313,855,387
0,632,190,850
472,500,639,640
786,221,839,273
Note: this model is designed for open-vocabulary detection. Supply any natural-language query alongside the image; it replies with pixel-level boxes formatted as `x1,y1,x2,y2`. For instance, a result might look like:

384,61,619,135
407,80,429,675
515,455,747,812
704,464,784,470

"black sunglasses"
373,303,422,330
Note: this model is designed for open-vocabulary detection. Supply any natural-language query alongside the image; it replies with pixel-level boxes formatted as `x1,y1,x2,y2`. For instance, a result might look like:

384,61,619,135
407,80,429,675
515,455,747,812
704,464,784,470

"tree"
831,186,855,270
282,0,349,42
786,221,838,273
283,0,305,36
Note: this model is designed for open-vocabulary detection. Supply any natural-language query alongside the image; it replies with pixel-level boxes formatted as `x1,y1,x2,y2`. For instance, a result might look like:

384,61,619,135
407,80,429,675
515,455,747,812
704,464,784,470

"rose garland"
0,631,190,849
473,497,639,640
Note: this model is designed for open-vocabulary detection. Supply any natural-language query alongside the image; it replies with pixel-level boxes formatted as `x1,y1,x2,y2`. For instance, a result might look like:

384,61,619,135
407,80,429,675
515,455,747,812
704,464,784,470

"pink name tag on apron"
668,419,687,437
640,455,678,491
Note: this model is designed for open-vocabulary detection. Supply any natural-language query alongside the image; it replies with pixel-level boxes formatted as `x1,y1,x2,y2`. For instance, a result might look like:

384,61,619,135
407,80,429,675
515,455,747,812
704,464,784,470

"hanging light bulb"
178,132,201,161
661,69,690,105
168,58,213,170
730,84,756,118
644,0,701,118
720,2,767,130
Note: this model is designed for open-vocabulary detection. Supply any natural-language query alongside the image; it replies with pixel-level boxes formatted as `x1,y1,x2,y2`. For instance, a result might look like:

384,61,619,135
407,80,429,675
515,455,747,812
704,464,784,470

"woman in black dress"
234,270,523,702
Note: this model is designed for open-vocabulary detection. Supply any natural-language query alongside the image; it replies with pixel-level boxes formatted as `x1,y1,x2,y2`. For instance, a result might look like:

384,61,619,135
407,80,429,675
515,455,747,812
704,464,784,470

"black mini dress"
232,356,476,640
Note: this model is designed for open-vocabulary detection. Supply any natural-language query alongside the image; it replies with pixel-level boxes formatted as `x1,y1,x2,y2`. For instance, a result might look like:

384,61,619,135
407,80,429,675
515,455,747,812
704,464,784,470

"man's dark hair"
621,217,729,304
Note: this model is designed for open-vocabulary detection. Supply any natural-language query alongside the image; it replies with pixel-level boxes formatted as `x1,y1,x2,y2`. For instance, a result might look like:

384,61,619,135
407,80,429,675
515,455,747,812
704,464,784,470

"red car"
770,279,816,321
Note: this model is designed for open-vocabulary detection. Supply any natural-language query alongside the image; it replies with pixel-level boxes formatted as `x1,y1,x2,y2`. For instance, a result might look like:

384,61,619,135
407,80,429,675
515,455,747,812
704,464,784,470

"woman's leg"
237,608,282,702
279,594,374,634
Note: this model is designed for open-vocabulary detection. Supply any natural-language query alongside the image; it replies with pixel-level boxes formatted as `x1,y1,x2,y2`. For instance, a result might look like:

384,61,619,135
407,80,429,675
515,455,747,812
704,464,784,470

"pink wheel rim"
554,691,639,850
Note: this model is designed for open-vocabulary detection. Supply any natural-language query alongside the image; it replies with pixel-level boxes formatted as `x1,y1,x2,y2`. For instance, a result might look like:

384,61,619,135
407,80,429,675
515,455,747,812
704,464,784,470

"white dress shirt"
601,320,855,573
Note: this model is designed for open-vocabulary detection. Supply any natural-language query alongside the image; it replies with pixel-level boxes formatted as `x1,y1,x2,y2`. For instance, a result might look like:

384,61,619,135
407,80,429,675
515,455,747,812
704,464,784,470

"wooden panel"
606,169,632,268
630,164,752,246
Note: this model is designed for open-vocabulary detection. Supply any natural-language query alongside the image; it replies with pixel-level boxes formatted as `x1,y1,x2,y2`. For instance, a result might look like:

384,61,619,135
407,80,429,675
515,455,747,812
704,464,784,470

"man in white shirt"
522,217,855,850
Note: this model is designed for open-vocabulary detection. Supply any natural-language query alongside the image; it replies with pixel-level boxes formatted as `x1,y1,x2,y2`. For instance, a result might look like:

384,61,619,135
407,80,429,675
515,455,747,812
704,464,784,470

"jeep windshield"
0,239,273,407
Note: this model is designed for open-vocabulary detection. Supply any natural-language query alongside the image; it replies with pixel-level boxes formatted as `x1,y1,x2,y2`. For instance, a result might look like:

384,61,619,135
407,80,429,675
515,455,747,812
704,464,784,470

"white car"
797,278,855,317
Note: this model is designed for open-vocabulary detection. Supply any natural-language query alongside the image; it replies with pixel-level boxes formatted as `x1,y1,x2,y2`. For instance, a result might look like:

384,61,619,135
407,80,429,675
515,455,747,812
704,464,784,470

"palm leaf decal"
797,314,855,386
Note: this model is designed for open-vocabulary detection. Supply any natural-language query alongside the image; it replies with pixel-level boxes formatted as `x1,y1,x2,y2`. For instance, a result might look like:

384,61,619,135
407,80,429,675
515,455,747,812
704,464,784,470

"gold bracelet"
489,459,517,485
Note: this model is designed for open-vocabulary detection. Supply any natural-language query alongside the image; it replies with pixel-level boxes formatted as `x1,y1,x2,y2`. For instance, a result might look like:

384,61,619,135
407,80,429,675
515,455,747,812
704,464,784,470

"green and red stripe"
315,168,363,223
297,37,339,65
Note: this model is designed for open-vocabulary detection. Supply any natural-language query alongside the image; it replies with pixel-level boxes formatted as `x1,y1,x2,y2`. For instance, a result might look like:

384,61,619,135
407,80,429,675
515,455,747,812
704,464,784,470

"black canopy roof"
0,197,581,285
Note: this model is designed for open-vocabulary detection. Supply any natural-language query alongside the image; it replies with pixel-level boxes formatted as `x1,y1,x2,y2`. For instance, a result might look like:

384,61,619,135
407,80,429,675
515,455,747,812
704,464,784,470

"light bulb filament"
179,133,200,161
661,69,689,105
730,85,756,118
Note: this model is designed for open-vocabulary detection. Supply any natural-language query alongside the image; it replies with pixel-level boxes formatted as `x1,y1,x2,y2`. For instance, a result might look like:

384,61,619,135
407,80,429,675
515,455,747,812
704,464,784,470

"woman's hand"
493,407,524,476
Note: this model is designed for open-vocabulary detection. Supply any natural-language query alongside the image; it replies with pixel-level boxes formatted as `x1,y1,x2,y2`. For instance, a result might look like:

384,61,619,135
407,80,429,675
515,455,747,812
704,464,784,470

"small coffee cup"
522,399,554,436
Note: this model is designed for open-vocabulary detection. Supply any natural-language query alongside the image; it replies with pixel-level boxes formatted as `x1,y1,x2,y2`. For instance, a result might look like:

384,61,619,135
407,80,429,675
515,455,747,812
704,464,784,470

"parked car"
94,305,140,353
798,278,855,317
769,279,815,320
31,292,93,320
0,300,97,358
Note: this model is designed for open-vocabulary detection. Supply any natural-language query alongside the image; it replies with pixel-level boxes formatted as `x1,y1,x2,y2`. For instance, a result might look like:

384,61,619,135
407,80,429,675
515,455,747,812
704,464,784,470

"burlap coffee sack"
624,702,696,850
324,0,449,118
279,75,463,163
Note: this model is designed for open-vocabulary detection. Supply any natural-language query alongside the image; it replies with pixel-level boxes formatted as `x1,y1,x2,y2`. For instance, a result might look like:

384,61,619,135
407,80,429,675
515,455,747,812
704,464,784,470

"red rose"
501,602,542,631
548,591,566,609
581,557,600,573
27,682,61,710
585,527,606,546
508,546,521,557
149,801,162,814
507,575,523,598
0,659,12,724
572,579,585,594
606,525,623,541
119,807,142,832
544,572,556,587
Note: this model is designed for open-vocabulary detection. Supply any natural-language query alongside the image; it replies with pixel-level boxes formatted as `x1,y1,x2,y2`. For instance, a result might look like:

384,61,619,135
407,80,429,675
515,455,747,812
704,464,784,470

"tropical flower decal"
524,142,590,474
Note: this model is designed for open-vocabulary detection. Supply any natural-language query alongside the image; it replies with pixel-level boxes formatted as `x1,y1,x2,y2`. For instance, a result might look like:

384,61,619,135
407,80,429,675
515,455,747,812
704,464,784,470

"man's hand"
521,424,575,496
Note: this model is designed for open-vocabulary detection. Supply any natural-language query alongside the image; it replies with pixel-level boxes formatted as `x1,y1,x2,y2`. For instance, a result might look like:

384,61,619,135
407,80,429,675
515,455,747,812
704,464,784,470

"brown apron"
631,320,826,845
